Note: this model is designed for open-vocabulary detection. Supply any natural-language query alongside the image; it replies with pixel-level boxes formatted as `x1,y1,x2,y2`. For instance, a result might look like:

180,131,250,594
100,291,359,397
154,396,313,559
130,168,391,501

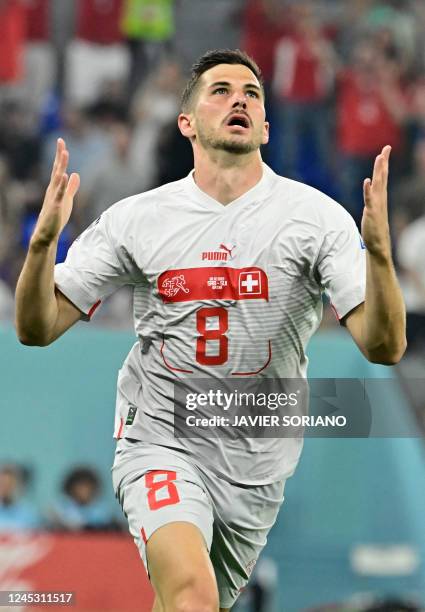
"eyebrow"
208,81,262,93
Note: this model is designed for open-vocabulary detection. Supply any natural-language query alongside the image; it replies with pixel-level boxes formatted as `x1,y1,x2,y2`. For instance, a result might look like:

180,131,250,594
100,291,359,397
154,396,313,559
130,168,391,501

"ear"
262,121,270,146
178,112,196,139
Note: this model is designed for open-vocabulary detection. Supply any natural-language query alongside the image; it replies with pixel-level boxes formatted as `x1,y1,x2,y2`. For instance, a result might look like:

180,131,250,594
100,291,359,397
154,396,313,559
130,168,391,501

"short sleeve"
316,209,366,321
54,211,136,321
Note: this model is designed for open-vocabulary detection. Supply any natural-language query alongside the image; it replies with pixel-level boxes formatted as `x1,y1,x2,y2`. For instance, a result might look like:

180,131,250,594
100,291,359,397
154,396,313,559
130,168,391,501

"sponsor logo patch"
126,406,138,425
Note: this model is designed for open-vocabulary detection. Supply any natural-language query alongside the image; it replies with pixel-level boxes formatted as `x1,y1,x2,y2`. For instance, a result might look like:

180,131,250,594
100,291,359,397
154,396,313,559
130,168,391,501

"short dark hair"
63,467,100,496
181,49,264,112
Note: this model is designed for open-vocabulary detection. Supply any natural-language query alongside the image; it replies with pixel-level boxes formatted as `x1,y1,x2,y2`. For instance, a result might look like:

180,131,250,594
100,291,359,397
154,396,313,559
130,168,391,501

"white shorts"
112,438,285,609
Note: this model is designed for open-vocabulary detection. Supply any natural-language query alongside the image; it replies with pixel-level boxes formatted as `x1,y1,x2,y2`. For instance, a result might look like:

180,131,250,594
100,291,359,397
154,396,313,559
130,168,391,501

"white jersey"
54,164,366,484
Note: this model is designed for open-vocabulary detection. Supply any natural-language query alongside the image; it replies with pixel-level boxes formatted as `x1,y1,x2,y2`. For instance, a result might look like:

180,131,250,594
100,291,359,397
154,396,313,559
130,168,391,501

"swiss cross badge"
239,271,261,295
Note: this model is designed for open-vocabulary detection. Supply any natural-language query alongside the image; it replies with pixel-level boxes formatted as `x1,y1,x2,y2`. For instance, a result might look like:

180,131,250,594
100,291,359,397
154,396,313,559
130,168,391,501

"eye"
213,87,228,95
247,90,259,98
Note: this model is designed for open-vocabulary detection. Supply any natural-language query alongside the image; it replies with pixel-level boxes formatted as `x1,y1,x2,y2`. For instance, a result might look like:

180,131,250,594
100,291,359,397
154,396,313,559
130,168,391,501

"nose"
231,93,247,109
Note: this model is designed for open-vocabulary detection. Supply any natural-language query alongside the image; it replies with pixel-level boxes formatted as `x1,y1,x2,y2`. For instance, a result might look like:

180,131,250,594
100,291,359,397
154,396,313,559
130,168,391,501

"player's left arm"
343,145,407,365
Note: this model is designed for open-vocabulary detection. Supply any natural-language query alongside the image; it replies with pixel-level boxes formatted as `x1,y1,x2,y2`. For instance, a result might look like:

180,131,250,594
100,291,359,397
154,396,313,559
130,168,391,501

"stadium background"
1,1,425,610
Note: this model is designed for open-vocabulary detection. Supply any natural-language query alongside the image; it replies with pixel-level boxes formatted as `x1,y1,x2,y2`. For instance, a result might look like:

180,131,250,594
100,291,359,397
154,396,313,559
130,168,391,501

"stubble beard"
196,122,262,155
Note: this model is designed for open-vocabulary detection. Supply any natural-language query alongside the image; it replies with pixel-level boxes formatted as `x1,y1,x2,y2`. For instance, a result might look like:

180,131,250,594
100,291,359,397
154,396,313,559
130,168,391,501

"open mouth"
226,114,250,129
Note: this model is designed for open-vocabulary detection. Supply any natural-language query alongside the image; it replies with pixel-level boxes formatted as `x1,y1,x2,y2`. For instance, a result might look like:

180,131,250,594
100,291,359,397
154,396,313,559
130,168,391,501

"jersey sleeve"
54,210,137,321
316,208,366,321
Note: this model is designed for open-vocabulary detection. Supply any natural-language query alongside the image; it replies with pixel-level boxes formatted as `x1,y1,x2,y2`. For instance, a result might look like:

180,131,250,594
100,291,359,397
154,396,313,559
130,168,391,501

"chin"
216,137,259,155
225,144,259,155
197,128,260,155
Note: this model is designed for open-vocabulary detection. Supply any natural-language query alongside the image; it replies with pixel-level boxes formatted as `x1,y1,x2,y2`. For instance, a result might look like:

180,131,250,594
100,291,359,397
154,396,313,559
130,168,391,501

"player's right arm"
15,138,82,346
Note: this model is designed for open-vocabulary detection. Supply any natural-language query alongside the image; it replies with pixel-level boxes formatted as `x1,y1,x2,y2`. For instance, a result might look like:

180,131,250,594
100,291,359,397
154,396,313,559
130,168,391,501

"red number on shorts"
145,470,180,510
196,307,228,366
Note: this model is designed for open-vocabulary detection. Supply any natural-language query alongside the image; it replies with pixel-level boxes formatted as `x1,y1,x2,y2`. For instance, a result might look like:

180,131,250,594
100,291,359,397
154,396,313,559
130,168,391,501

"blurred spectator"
0,99,41,181
391,136,425,233
80,121,145,224
25,0,49,41
120,0,175,100
273,1,336,182
396,213,425,353
337,0,418,69
77,0,123,46
65,49,129,108
0,153,29,288
48,467,121,531
336,40,408,225
0,464,41,531
86,79,129,127
22,0,56,114
362,0,418,69
65,0,128,106
0,277,13,320
0,0,26,85
155,117,193,185
241,0,288,89
175,0,245,74
41,105,113,187
409,75,425,141
130,58,182,189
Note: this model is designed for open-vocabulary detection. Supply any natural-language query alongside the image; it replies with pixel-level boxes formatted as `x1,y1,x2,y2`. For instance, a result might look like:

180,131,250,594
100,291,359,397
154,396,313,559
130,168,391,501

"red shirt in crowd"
76,0,124,44
25,0,49,41
273,32,333,103
337,70,403,156
241,0,289,83
0,0,26,82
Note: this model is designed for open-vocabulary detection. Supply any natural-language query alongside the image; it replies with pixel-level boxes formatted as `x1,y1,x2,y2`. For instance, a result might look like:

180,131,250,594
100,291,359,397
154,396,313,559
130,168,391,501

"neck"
192,147,264,205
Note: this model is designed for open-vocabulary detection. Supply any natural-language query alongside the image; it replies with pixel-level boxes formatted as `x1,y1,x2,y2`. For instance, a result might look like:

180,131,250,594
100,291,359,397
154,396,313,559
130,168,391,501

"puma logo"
219,244,236,258
201,243,236,261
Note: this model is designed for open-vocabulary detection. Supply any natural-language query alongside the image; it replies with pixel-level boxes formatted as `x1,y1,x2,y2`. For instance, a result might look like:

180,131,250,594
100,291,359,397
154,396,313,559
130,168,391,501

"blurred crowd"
0,462,123,532
0,0,424,349
0,460,278,612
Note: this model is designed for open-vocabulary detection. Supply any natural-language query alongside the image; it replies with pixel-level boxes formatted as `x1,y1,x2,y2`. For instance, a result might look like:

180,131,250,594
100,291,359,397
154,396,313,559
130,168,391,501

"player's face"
189,64,269,155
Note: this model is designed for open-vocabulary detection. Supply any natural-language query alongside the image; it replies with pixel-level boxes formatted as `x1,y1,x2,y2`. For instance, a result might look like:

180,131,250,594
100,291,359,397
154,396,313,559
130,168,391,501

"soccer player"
15,50,406,612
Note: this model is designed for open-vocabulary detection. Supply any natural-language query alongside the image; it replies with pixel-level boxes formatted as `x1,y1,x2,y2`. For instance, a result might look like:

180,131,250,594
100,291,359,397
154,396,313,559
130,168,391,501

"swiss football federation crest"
161,274,190,297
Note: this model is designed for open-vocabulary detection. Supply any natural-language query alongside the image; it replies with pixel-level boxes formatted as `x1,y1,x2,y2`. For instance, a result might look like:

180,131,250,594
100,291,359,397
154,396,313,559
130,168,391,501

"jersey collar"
182,162,277,211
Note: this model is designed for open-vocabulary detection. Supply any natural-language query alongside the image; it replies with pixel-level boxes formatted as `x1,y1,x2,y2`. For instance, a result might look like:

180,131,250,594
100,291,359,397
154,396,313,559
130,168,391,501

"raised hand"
361,145,392,260
31,138,80,247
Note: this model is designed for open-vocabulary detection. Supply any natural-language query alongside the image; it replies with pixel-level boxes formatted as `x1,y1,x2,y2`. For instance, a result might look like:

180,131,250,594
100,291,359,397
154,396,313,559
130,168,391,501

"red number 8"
196,307,228,366
145,470,180,510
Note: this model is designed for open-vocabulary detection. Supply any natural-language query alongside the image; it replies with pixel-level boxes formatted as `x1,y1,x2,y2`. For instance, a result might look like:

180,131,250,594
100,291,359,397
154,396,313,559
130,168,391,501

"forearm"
363,251,406,363
15,139,81,345
15,238,59,346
